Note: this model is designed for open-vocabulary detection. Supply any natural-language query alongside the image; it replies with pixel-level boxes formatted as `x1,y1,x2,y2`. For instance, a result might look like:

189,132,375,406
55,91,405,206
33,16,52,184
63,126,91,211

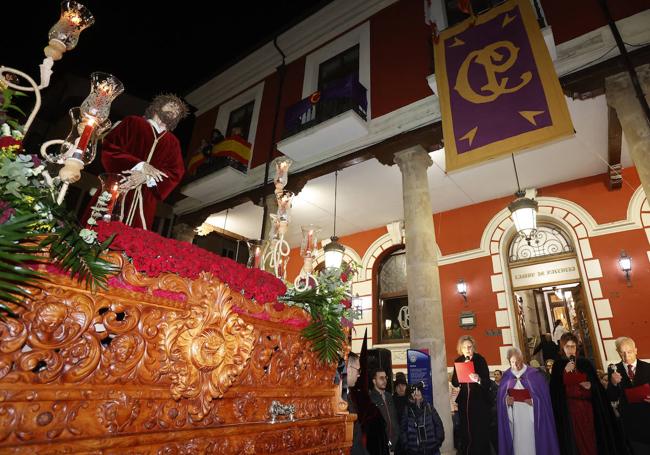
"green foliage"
0,88,26,131
0,129,120,315
0,213,43,317
280,264,359,364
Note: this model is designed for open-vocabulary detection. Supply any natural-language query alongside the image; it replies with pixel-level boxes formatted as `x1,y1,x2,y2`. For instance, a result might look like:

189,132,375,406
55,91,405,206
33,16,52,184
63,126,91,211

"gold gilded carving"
160,281,255,419
0,251,351,453
97,391,141,433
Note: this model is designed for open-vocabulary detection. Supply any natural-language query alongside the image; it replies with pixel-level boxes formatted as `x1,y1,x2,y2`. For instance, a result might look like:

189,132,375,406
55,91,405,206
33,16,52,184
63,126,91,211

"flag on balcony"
187,135,252,176
433,0,573,171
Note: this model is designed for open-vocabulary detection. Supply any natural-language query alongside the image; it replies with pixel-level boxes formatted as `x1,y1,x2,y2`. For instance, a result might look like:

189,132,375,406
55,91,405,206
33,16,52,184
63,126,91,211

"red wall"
440,256,503,365
287,167,650,363
436,168,641,255
588,228,650,354
370,0,434,117
540,0,650,44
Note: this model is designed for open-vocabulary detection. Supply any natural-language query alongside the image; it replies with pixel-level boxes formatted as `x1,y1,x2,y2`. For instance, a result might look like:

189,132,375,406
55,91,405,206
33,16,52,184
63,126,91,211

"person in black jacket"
533,332,559,362
346,352,370,455
400,382,444,455
550,332,628,455
394,372,410,455
607,336,650,455
451,335,492,455
370,369,400,453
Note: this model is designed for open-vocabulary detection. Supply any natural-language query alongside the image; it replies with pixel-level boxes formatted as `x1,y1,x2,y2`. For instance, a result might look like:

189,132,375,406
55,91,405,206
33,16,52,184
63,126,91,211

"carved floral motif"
0,251,350,453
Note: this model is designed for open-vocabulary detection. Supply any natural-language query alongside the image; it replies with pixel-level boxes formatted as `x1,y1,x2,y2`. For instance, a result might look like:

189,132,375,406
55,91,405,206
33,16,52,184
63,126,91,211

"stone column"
606,64,650,199
394,146,453,455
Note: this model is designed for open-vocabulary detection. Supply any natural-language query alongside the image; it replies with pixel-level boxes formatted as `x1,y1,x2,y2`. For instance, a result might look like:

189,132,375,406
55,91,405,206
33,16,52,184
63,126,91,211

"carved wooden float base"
0,416,354,454
0,253,352,454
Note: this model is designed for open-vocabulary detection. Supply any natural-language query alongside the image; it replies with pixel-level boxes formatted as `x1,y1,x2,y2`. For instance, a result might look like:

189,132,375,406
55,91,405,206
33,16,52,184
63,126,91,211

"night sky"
4,0,334,100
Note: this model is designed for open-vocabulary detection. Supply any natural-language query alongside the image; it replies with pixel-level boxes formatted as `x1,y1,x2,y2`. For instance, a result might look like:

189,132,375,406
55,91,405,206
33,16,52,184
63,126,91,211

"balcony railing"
282,74,367,139
185,135,251,183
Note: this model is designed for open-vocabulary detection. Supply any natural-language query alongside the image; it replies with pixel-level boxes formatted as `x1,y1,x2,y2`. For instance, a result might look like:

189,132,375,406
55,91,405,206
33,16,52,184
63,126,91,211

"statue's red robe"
100,116,185,229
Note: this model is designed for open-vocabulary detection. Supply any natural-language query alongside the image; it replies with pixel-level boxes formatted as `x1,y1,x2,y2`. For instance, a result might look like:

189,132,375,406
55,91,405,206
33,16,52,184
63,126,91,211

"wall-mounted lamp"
618,250,632,287
457,279,468,303
459,311,476,330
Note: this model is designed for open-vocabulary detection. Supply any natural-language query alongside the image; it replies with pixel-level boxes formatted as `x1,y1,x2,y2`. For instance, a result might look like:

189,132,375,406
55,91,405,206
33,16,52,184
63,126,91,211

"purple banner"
434,0,573,171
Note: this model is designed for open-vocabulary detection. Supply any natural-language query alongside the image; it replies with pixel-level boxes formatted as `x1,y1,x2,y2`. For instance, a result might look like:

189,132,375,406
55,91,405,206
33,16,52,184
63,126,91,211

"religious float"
0,2,355,453
0,224,355,454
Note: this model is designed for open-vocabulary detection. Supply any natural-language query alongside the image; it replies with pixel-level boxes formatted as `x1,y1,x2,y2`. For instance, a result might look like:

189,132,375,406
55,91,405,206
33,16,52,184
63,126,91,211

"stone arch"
483,196,622,367
359,233,399,281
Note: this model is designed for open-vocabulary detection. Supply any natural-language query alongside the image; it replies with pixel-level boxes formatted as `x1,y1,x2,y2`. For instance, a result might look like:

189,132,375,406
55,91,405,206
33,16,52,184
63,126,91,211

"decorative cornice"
187,0,399,115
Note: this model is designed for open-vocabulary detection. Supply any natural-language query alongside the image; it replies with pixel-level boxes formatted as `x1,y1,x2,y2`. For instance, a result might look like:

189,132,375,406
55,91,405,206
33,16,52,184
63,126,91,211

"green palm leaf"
0,213,44,317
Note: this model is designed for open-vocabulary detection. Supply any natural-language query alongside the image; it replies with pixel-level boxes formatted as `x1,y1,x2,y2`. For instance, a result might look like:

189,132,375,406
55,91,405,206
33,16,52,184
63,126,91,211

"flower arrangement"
279,262,360,363
95,221,287,305
0,125,119,317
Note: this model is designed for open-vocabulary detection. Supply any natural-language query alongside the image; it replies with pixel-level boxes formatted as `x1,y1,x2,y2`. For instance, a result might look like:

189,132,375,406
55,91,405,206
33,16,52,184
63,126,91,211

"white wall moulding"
180,166,247,203
276,110,369,162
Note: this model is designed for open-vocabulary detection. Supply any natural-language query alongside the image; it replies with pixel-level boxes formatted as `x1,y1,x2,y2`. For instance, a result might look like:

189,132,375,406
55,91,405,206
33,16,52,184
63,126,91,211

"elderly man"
345,353,369,455
607,336,650,454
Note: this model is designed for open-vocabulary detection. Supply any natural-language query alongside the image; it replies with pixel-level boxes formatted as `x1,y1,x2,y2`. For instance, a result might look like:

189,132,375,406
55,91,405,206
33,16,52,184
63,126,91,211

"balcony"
277,74,369,162
181,135,251,202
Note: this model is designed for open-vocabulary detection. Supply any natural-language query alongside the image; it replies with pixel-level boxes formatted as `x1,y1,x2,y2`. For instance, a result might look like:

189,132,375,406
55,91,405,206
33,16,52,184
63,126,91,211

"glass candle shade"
300,225,321,258
246,239,268,269
48,1,95,51
98,173,124,221
274,157,293,188
56,107,111,165
276,190,294,222
80,72,124,122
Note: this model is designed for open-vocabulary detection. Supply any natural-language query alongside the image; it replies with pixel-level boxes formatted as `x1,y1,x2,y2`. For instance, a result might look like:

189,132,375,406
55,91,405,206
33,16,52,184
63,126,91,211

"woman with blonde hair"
451,335,492,455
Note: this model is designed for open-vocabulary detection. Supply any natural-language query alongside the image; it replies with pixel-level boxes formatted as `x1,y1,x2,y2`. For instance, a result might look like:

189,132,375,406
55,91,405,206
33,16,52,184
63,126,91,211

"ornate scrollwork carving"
97,391,140,433
160,282,255,420
0,251,351,453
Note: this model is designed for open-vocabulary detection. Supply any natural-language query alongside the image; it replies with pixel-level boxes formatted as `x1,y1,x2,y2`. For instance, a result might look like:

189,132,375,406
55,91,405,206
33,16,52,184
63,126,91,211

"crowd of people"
345,330,650,455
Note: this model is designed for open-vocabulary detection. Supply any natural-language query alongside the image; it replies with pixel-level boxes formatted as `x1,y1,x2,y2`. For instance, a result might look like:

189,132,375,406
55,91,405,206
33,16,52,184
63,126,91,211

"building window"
376,248,409,344
318,45,359,91
226,100,255,138
302,21,371,118
508,223,573,263
213,81,265,161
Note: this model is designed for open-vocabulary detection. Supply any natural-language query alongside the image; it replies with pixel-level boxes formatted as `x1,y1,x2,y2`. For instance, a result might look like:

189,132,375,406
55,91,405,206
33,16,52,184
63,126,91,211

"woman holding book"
451,335,492,455
550,332,627,455
497,347,559,455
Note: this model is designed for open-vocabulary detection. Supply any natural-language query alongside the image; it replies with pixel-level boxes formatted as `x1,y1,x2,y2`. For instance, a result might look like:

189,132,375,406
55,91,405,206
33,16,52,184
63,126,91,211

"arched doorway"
507,223,602,369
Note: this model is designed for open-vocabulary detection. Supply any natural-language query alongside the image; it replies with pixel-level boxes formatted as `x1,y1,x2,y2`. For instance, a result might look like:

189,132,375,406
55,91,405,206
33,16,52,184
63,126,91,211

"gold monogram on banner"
434,0,573,171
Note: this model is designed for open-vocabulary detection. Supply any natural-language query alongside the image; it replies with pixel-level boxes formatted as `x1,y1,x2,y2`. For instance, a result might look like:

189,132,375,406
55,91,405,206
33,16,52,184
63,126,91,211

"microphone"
569,355,576,363
465,356,471,362
608,364,616,374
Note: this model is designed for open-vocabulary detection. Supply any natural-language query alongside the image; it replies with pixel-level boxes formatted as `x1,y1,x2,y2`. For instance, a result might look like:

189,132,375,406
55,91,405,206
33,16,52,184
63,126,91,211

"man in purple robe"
497,347,560,455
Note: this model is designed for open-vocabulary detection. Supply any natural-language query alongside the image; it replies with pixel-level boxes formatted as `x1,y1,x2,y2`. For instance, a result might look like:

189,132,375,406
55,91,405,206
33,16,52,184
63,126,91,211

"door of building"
512,283,600,369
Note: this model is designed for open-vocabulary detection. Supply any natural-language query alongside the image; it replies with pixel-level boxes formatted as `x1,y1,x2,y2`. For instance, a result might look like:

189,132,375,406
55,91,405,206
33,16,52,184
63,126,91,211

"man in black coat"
607,336,650,455
370,369,400,453
533,333,559,362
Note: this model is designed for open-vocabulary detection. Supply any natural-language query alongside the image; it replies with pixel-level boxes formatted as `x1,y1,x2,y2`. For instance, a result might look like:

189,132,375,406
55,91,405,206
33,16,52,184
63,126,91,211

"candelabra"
263,157,293,279
40,72,124,204
293,224,321,291
0,1,95,135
